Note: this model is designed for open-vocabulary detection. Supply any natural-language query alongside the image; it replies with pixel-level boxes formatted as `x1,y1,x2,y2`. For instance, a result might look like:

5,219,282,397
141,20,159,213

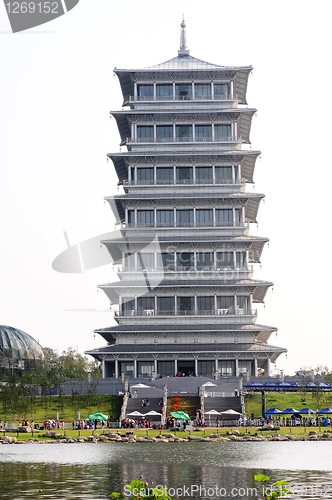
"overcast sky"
1,0,331,376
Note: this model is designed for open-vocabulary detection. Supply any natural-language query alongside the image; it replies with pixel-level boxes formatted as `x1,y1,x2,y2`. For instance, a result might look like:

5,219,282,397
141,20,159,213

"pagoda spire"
178,16,189,56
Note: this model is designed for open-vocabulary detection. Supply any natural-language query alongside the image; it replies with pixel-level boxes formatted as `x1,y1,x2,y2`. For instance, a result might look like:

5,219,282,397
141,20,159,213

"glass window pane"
216,252,234,267
214,124,231,138
196,167,213,180
236,252,246,268
137,210,154,226
157,210,174,226
214,84,229,98
139,253,155,269
124,253,135,269
156,84,173,97
158,297,175,312
217,296,234,310
156,126,173,139
197,252,214,268
176,125,193,138
215,167,232,180
197,296,214,311
158,252,175,270
195,84,211,98
177,296,194,311
216,209,233,225
237,296,248,314
175,83,192,97
137,296,154,311
176,210,194,226
137,168,154,181
176,167,193,180
137,85,154,97
195,125,212,138
156,167,173,182
196,209,213,226
176,252,194,269
137,126,154,139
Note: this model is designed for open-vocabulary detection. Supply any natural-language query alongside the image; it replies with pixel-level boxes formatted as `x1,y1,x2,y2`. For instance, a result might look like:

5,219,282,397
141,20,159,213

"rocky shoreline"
1,430,331,444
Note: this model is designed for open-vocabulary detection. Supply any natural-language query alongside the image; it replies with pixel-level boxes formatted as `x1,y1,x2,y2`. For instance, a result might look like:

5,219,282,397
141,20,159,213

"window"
137,362,153,376
196,209,213,226
157,210,174,226
177,296,194,312
237,296,249,314
197,296,214,311
214,83,229,99
175,125,193,139
128,210,135,225
159,252,175,270
156,125,173,139
198,361,214,376
158,297,175,312
138,253,155,270
137,85,154,98
197,252,214,269
137,296,154,312
156,167,173,182
195,125,212,139
156,84,173,98
217,296,234,310
236,252,246,268
137,168,154,182
137,126,153,140
219,360,235,376
121,298,135,313
176,166,193,181
216,209,233,226
214,124,231,138
175,83,192,98
195,84,211,99
196,167,213,181
124,253,135,269
215,167,232,181
216,252,234,268
176,252,194,269
238,360,252,376
176,210,194,226
137,210,154,226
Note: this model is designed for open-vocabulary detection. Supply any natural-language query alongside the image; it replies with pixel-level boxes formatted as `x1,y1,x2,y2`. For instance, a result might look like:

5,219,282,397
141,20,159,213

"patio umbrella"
291,382,300,387
306,382,316,388
126,411,145,417
263,382,276,387
202,382,217,387
88,412,108,421
205,409,221,426
170,411,190,420
276,382,291,387
246,381,263,387
318,383,330,388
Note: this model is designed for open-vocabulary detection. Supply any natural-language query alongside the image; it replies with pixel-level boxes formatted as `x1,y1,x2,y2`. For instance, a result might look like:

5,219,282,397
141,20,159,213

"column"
134,358,137,378
154,358,158,375
235,358,239,377
174,358,178,375
265,358,270,377
253,358,258,377
195,358,198,376
115,358,119,379
102,358,106,379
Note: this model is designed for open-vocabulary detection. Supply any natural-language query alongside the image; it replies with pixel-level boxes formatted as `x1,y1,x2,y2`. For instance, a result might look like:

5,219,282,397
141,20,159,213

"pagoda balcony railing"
116,308,257,317
124,178,245,186
123,221,249,229
121,265,253,273
129,94,237,102
127,136,240,144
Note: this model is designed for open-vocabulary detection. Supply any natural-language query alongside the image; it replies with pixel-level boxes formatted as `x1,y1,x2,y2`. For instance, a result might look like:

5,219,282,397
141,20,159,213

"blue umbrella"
306,382,316,387
246,382,263,387
276,382,291,387
318,383,330,388
263,382,276,387
291,382,300,387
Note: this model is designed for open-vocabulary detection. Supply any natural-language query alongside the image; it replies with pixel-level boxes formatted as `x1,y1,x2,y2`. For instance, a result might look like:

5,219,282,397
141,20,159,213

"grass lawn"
244,391,332,418
0,395,122,424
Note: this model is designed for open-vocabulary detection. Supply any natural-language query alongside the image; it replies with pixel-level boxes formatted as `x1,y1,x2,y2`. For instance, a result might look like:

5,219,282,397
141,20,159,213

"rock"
309,431,317,436
229,435,237,441
230,430,240,435
201,437,211,442
208,433,220,439
162,433,175,439
92,433,99,439
188,435,201,440
17,426,31,433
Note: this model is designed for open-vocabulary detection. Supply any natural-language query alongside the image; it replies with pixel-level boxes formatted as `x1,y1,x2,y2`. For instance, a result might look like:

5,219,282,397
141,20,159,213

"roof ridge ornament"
178,16,189,56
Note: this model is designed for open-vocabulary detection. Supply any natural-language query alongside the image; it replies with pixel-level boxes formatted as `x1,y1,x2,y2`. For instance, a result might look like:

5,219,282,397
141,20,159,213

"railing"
123,221,249,229
121,265,253,273
129,94,237,102
124,178,245,186
127,136,240,144
116,308,257,318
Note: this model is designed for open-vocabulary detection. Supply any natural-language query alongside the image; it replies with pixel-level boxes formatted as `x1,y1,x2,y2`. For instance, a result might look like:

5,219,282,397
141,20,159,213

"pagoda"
86,20,287,380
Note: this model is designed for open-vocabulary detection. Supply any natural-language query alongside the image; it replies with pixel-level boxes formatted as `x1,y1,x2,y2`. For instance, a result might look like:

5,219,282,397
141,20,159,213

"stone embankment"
0,430,331,444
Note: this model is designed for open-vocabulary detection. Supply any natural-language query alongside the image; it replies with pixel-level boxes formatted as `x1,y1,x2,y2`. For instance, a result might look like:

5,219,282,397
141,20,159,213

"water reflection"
1,443,332,499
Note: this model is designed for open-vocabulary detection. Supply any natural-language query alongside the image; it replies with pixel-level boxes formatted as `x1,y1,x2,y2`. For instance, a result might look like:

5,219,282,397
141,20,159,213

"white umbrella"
126,411,145,417
130,383,151,389
202,382,217,387
144,410,162,417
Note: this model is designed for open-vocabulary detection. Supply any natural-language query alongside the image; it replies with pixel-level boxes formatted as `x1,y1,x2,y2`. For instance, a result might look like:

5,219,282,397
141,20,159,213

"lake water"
1,442,332,499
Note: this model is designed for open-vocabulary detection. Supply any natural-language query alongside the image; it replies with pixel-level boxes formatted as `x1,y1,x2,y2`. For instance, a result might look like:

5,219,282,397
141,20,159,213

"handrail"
118,308,257,317
123,221,249,229
127,136,240,143
128,94,237,102
121,265,253,273
124,178,245,186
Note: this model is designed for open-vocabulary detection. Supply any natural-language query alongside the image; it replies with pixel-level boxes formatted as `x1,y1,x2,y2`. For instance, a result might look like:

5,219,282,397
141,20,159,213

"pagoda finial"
178,16,189,56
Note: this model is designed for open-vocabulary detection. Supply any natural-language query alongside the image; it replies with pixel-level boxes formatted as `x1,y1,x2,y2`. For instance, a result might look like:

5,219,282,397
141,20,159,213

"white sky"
0,0,331,376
